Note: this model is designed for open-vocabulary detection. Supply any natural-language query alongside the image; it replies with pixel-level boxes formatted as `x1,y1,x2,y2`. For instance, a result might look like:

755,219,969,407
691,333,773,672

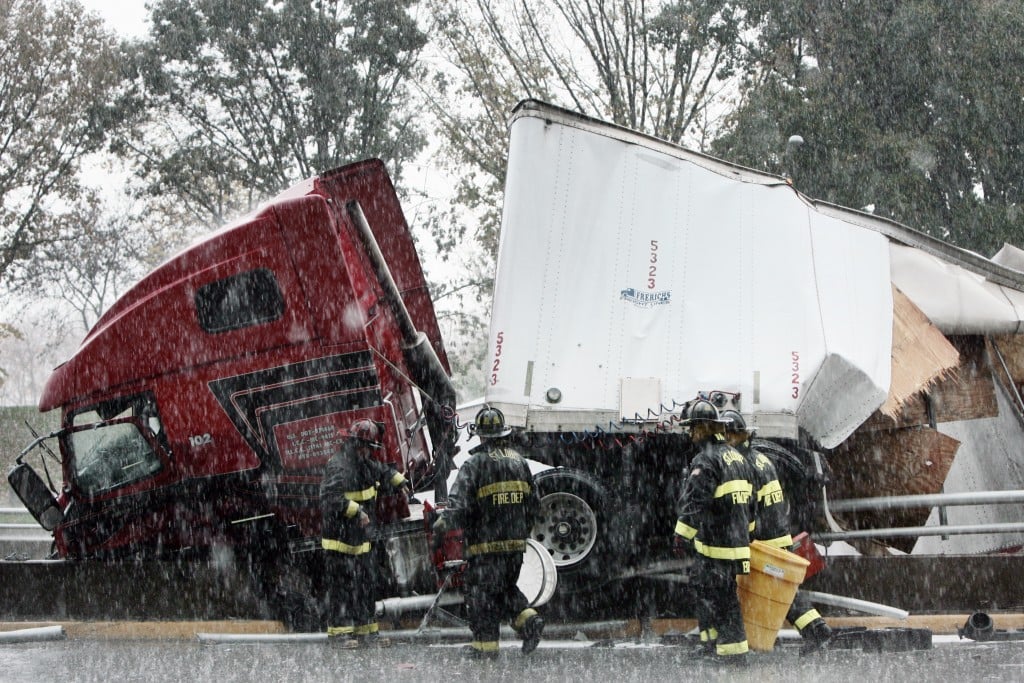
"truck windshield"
69,394,165,496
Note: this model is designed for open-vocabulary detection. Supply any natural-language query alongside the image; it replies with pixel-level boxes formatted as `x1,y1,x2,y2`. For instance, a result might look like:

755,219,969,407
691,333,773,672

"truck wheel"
532,468,612,590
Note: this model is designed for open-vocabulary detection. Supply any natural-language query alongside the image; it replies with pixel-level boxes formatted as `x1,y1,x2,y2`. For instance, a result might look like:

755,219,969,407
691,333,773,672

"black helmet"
720,409,747,433
349,419,383,449
474,405,512,438
686,399,726,424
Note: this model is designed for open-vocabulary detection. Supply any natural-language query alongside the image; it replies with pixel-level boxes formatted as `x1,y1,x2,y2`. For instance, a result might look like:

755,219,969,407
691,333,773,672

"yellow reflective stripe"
713,479,752,499
466,539,526,555
327,625,355,636
699,628,718,642
346,485,377,502
477,480,531,498
758,480,783,501
748,521,756,532
694,539,751,561
716,640,749,655
514,608,538,630
794,609,822,631
763,534,794,549
322,538,372,554
675,520,698,540
471,640,499,652
343,500,360,518
390,472,407,487
353,622,379,635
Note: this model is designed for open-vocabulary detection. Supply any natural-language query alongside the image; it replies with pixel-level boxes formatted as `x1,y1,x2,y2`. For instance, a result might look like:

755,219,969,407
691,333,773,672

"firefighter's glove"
401,481,417,504
357,509,371,528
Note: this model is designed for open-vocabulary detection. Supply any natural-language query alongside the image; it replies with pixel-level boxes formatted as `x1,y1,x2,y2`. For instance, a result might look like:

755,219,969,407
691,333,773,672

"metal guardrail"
0,506,51,559
817,489,1024,542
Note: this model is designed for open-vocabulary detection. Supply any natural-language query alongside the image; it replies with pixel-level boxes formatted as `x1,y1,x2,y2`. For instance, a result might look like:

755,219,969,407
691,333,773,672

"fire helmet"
686,399,727,424
474,405,512,438
720,409,748,433
349,419,383,449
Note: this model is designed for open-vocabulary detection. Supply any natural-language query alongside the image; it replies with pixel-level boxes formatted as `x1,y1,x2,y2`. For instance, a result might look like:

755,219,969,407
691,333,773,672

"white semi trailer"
489,100,1024,589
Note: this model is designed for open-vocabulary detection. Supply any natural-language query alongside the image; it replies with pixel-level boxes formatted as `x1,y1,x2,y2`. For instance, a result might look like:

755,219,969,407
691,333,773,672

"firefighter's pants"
324,547,377,636
691,555,749,656
787,590,823,633
464,552,530,644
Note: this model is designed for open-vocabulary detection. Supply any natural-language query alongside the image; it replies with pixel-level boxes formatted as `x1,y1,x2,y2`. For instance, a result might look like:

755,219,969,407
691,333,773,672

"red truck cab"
10,160,456,563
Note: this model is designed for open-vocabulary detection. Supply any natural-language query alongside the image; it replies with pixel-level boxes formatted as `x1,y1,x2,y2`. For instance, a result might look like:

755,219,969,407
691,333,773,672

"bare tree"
424,0,752,261
116,0,430,228
0,0,124,283
6,192,186,334
419,0,753,396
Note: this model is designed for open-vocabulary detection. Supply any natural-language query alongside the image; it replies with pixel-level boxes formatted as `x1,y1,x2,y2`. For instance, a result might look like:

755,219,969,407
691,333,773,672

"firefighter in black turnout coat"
720,410,833,653
674,400,754,663
436,406,545,659
320,419,409,647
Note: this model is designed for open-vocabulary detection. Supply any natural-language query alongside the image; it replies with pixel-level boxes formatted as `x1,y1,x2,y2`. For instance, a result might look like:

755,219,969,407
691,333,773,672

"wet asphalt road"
3,637,1024,683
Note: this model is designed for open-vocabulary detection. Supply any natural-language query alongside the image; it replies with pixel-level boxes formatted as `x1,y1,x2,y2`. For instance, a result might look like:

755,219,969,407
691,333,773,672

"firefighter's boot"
329,636,360,649
360,633,392,648
799,619,833,655
521,615,545,655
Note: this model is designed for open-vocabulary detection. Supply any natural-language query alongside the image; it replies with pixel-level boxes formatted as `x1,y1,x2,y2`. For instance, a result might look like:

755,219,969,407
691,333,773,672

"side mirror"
7,463,63,531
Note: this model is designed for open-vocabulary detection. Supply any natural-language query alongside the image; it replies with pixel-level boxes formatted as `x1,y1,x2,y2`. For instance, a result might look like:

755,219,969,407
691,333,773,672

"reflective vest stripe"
322,538,371,555
758,480,783,501
345,486,377,502
477,480,531,498
762,534,794,549
390,472,407,487
675,520,698,540
694,539,751,561
466,539,527,556
343,500,360,518
713,479,752,499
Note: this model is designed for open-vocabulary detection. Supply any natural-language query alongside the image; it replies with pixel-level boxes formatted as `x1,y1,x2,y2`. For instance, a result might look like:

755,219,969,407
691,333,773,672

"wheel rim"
533,491,598,568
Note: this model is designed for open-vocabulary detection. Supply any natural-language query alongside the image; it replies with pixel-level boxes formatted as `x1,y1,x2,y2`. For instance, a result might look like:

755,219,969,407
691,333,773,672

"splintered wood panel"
929,336,997,422
880,287,959,418
828,427,960,553
989,334,1024,385
858,335,997,432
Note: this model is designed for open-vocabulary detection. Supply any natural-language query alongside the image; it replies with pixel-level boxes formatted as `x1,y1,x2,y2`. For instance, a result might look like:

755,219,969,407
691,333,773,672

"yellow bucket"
736,540,810,651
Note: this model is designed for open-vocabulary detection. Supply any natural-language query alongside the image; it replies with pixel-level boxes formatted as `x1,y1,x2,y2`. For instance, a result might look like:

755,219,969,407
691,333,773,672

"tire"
531,468,614,591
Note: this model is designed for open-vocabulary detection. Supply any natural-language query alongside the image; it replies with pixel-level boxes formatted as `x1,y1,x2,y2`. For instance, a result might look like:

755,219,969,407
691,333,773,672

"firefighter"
320,419,410,648
434,405,544,659
674,399,754,664
720,409,833,654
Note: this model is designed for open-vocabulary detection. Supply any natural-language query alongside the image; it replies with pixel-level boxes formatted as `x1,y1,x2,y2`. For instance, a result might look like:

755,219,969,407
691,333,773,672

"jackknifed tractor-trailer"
9,101,1024,625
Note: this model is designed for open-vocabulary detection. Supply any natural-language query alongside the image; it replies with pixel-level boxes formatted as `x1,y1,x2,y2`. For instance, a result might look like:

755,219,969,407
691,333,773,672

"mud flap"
7,463,63,531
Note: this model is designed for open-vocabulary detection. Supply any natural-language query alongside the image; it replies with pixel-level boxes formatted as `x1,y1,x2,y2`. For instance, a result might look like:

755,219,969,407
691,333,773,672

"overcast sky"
78,1,149,38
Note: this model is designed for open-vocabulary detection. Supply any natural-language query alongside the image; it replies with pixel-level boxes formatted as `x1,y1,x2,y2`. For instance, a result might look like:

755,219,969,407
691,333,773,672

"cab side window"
195,268,285,334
